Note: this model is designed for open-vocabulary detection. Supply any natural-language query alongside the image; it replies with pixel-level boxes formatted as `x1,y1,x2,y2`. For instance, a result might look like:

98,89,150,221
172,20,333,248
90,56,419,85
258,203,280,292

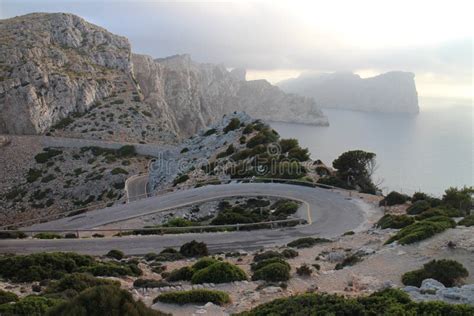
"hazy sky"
1,0,472,100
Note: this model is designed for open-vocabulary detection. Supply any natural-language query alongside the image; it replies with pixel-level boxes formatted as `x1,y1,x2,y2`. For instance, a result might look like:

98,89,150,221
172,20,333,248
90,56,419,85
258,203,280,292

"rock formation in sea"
278,71,419,113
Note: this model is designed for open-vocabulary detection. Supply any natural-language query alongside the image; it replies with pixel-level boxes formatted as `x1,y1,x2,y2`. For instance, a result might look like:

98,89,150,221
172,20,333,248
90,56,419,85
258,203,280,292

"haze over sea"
272,97,473,196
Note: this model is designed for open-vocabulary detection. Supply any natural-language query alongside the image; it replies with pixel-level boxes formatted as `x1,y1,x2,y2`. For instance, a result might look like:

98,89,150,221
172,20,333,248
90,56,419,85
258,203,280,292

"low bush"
406,200,431,215
458,215,474,227
252,262,290,282
412,192,431,203
316,176,350,189
234,288,474,316
47,285,165,316
64,233,77,239
111,167,128,175
385,216,456,245
46,273,119,298
415,206,463,219
296,264,312,276
166,266,194,282
192,257,219,271
0,295,62,316
0,231,27,239
272,201,299,216
379,191,409,206
251,258,290,272
402,259,469,287
34,232,62,239
0,289,18,304
376,214,415,229
287,237,331,248
253,251,283,262
179,240,208,257
34,149,62,163
106,249,124,260
164,218,194,227
191,261,247,284
0,252,95,282
173,174,189,186
79,262,141,277
223,118,241,133
133,279,170,288
203,128,217,136
281,249,299,259
154,289,230,306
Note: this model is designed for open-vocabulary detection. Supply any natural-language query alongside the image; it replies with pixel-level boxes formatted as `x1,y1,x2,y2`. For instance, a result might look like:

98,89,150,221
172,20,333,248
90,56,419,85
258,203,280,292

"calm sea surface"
272,101,473,196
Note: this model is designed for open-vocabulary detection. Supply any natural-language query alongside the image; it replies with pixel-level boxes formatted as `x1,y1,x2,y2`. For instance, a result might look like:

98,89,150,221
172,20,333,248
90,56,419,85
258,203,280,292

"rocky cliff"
0,13,328,140
133,54,328,136
0,13,133,134
278,71,419,113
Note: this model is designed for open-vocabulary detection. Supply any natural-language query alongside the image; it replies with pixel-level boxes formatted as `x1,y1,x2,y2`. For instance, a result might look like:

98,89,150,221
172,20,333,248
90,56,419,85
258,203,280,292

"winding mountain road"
0,183,378,255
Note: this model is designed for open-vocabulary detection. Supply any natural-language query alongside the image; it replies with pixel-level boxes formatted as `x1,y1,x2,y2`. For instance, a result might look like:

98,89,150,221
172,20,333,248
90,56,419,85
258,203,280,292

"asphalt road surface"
0,183,376,255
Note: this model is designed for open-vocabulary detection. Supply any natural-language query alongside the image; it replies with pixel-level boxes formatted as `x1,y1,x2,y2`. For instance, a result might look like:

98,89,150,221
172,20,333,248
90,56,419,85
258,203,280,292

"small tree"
332,150,377,193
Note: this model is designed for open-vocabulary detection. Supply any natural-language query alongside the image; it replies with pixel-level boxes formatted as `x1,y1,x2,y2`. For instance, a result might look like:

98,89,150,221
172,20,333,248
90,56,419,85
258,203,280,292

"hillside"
278,71,419,113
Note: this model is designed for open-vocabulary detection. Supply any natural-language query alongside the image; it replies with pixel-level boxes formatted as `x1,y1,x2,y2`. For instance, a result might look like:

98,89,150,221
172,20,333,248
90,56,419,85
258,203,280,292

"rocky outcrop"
404,279,474,305
278,71,419,113
0,13,133,134
133,53,328,137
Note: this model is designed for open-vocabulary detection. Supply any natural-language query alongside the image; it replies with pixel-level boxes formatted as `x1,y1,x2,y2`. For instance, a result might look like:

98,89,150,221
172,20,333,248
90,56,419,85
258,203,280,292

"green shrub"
166,266,194,282
179,240,208,257
442,186,473,214
246,129,278,148
287,237,331,248
47,285,165,316
279,139,299,153
164,218,194,227
191,262,247,284
34,233,62,239
79,262,141,277
458,215,474,227
0,295,62,316
0,289,18,304
52,116,74,129
412,192,431,203
133,279,170,288
281,249,299,259
386,216,456,245
415,206,463,219
111,167,128,175
224,118,241,133
106,249,124,260
376,214,415,229
0,231,27,239
379,191,409,206
27,168,42,182
34,149,62,163
296,264,312,276
253,251,283,262
203,128,217,136
117,145,136,157
252,262,290,282
406,200,431,215
251,258,290,272
173,174,189,186
273,201,299,216
402,259,469,287
235,289,474,316
287,147,310,161
46,273,119,298
192,257,219,271
0,252,96,282
154,289,230,306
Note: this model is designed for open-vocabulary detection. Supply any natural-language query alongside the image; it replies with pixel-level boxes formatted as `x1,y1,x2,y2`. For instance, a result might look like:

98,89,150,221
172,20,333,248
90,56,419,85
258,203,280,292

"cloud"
1,0,472,98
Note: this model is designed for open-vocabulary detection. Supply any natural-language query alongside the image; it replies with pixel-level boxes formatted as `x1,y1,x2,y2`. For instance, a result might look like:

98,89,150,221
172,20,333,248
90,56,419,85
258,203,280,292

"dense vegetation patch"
154,289,230,306
45,273,119,299
406,200,431,215
251,254,291,282
458,215,474,227
376,214,415,229
0,230,27,239
34,148,63,164
402,259,469,287
133,279,170,289
385,216,456,245
191,261,247,284
235,288,474,316
0,290,18,305
179,240,209,257
0,252,140,282
0,295,62,316
47,285,165,316
223,118,241,133
106,249,124,260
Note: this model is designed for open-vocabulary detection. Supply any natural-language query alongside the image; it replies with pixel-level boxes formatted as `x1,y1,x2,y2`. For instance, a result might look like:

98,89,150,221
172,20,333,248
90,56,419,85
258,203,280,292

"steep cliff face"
0,13,133,134
279,71,419,113
133,54,328,137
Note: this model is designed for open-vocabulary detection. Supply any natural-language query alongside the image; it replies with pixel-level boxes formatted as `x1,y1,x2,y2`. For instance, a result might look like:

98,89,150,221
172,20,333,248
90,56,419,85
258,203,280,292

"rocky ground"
0,139,149,226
